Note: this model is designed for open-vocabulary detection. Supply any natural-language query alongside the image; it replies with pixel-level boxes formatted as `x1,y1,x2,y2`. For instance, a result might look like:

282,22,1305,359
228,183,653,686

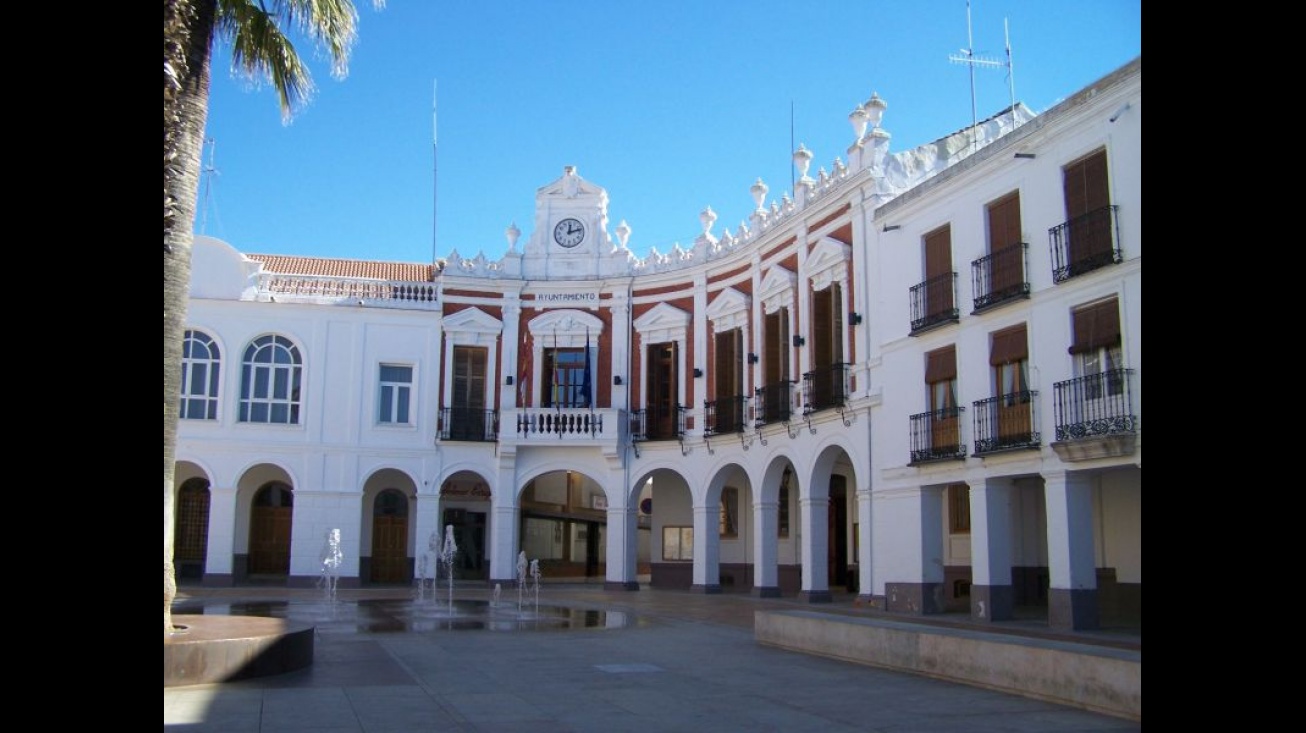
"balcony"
908,406,967,464
438,407,498,442
1049,205,1122,283
803,363,850,414
630,405,686,442
754,380,796,427
971,243,1030,313
1050,368,1138,462
513,408,610,440
704,395,749,436
909,272,960,335
972,391,1041,455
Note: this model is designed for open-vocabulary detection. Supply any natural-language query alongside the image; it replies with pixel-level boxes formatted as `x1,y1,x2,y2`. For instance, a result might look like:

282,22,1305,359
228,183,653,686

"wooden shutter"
987,193,1023,292
925,345,957,383
1070,299,1121,354
989,324,1028,365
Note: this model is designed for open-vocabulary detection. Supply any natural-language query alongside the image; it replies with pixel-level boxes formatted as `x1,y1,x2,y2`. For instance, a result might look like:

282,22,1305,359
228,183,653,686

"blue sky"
199,0,1141,265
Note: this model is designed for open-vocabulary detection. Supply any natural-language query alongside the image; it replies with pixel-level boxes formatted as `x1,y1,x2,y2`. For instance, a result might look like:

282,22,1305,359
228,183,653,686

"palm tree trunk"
164,0,216,635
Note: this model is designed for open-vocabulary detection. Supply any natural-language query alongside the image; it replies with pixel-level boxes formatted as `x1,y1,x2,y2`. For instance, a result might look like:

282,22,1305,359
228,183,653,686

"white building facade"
174,57,1140,631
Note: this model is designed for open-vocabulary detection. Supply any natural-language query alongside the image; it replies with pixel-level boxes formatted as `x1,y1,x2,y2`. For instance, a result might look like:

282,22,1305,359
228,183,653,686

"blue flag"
580,329,593,408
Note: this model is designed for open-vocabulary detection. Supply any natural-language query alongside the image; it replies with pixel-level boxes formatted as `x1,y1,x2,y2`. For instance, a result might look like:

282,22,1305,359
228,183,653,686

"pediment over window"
528,309,603,347
443,307,503,346
633,302,690,343
706,287,751,333
758,266,796,315
807,236,851,292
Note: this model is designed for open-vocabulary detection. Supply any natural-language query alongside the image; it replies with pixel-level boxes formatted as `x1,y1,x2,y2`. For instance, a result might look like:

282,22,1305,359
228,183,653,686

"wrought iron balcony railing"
972,391,1041,455
630,404,686,442
802,363,850,414
704,395,749,436
908,406,967,464
754,380,796,427
1049,205,1122,283
909,272,960,334
971,242,1030,313
438,407,498,442
1053,369,1137,441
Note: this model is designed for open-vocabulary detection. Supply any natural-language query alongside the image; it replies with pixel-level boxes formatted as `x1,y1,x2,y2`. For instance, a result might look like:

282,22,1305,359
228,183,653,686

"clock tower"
519,165,633,279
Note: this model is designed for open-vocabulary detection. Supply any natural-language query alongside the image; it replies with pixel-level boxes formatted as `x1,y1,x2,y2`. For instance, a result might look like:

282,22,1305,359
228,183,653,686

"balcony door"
924,225,954,319
1063,148,1111,265
926,345,958,452
646,341,678,439
450,346,488,440
714,329,743,432
990,324,1031,442
810,283,844,408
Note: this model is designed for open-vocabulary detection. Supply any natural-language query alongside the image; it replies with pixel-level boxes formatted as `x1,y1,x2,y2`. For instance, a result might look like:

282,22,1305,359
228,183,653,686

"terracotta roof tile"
248,254,434,282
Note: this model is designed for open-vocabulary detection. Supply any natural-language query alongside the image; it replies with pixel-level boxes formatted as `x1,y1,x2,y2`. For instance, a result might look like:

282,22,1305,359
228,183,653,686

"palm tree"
163,0,380,635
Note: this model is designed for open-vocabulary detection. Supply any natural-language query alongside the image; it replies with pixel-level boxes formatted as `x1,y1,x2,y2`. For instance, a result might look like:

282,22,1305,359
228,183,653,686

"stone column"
604,503,640,591
205,485,238,586
970,478,1014,622
798,494,831,603
855,483,873,605
752,497,780,597
1044,470,1099,630
690,502,720,593
489,502,520,587
882,486,945,614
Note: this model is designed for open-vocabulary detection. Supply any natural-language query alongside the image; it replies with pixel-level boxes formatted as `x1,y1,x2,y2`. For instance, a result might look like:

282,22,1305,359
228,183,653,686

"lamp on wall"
613,375,623,386
1013,152,1036,159
693,368,704,378
792,335,805,348
747,353,759,364
849,312,863,326
882,224,900,232
505,375,514,386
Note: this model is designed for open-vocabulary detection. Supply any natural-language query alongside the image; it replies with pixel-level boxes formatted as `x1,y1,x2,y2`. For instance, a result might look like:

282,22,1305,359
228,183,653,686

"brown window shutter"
925,345,957,383
989,324,1028,365
1069,298,1121,354
925,225,952,279
1064,148,1109,219
987,192,1022,251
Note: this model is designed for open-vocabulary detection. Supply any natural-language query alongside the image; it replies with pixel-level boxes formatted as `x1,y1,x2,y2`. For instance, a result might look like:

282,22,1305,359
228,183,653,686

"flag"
580,328,593,409
552,328,560,412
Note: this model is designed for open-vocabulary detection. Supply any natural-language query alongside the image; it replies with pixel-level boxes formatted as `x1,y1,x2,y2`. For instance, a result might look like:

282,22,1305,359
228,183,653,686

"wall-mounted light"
505,375,514,386
613,375,623,386
693,368,704,378
849,312,863,326
792,335,805,348
882,224,900,232
1013,152,1036,159
747,353,759,364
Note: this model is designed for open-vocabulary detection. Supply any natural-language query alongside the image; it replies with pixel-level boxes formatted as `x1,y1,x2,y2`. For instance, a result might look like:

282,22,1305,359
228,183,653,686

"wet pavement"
165,583,1141,732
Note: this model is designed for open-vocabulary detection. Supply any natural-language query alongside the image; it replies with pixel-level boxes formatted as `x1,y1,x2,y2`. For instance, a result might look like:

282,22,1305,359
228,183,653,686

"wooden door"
371,489,409,583
249,483,293,575
924,226,954,319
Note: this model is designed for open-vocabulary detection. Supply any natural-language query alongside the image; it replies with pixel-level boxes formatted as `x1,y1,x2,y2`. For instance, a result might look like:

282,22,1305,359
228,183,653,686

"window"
1070,298,1123,397
239,335,302,424
719,487,739,538
948,484,971,533
180,329,220,420
924,225,955,318
378,364,413,424
662,526,693,561
985,192,1025,297
545,347,590,409
925,345,959,451
1063,148,1112,265
990,324,1029,402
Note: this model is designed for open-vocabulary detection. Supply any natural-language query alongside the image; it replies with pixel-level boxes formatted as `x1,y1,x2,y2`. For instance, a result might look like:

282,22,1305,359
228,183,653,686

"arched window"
180,330,220,420
239,335,303,424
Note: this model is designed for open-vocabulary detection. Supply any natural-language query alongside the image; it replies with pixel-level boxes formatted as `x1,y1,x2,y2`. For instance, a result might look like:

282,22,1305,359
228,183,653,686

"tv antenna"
199,137,219,234
948,1,1017,151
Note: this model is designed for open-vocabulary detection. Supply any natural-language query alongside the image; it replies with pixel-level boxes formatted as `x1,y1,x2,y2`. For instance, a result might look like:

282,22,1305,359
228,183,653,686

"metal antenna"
948,1,1011,151
432,78,439,264
199,138,218,234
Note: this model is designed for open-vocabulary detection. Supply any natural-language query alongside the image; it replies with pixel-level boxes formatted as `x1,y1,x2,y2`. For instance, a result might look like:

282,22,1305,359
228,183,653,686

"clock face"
553,218,585,248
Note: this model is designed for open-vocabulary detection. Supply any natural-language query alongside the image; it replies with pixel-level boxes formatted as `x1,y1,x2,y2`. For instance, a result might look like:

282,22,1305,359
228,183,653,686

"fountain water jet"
318,528,343,601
